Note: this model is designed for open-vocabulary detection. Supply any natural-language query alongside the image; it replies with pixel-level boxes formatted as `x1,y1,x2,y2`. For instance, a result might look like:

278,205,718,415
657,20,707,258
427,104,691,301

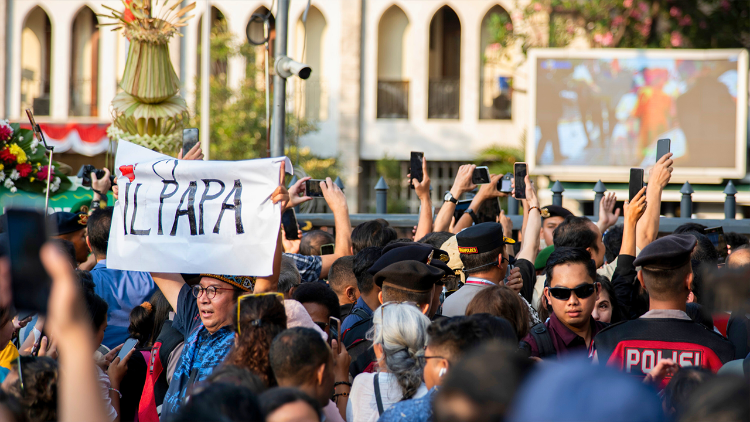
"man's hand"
505,267,523,294
514,175,539,208
450,164,477,198
177,142,205,160
597,192,621,233
286,176,313,211
624,187,647,225
321,177,348,213
643,359,678,385
410,157,431,200
13,315,33,331
37,336,58,360
648,152,674,189
280,228,302,254
91,168,112,198
475,174,507,201
272,162,291,210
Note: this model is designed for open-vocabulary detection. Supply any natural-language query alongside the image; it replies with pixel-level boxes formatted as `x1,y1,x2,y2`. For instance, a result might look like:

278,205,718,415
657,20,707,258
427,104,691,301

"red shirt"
522,313,607,358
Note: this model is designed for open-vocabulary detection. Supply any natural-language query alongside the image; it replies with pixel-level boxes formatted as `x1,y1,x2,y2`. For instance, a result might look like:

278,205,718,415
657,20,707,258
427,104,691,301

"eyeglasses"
192,285,236,300
15,355,24,396
417,345,447,366
236,292,285,334
314,321,329,331
548,283,597,301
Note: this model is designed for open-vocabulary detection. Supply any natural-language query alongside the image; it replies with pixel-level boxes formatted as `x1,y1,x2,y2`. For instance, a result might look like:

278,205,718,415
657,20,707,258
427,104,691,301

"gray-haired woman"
345,302,431,422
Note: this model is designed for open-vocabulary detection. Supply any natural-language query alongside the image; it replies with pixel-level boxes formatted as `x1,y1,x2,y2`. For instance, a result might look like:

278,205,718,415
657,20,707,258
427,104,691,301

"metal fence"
428,79,460,119
298,178,750,234
377,80,409,119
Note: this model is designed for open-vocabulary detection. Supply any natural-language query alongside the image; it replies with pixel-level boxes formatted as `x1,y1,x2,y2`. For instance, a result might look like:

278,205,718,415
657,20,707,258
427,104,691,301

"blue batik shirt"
160,284,235,420
378,387,437,422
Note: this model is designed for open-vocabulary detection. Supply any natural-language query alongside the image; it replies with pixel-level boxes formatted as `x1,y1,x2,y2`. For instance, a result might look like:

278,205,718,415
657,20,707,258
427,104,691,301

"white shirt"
96,365,118,422
346,372,428,422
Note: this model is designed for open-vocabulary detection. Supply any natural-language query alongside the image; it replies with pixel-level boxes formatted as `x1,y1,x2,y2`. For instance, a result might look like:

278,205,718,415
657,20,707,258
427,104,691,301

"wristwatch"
444,191,458,204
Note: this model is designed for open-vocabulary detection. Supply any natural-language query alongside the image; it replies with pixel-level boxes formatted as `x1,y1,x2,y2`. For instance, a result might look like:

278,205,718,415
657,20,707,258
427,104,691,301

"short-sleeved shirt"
377,387,437,422
283,253,323,283
522,313,607,358
341,297,374,334
160,284,234,419
92,260,157,348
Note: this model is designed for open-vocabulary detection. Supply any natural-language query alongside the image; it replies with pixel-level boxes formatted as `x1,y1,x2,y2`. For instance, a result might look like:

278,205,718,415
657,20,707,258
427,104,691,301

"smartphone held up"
514,163,527,199
5,208,52,315
410,152,424,188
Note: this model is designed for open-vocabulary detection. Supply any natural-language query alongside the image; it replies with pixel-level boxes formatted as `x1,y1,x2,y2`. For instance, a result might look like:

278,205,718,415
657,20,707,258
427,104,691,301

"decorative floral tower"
102,0,195,152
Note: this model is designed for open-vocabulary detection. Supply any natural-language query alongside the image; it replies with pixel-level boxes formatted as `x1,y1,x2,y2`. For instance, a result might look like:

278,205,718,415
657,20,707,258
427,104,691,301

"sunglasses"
236,292,285,334
548,283,597,301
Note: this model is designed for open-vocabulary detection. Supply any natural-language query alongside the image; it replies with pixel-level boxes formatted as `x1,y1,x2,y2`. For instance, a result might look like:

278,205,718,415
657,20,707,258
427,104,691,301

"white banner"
106,141,291,276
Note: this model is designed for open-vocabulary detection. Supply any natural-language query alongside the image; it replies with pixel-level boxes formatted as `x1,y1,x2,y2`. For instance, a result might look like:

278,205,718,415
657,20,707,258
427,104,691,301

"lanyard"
465,277,495,286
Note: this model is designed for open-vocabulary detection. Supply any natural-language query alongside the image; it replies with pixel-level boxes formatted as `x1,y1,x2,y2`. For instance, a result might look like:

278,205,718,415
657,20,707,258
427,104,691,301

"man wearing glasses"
521,247,606,358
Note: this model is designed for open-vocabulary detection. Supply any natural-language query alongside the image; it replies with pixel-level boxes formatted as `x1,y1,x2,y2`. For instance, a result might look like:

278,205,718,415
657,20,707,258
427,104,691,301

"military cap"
373,260,444,291
456,223,515,255
535,245,555,271
540,205,573,219
368,243,436,275
633,234,697,270
200,274,256,291
49,211,88,235
430,259,451,285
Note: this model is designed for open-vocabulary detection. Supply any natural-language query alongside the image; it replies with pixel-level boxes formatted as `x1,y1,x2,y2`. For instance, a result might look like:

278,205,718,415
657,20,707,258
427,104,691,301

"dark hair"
686,231,719,305
0,389,24,422
327,256,356,296
76,269,95,294
7,356,58,422
49,238,77,268
417,231,454,249
435,342,533,422
664,367,714,415
553,216,599,252
641,263,692,301
299,230,335,256
545,247,597,287
381,284,433,307
724,231,749,250
673,222,708,234
0,304,14,328
205,365,267,395
292,282,341,320
685,302,714,331
260,387,322,421
128,290,173,348
596,276,624,324
87,207,114,256
351,220,397,254
460,245,505,275
679,375,749,422
172,383,263,422
353,246,383,294
270,328,331,387
225,295,287,387
83,290,108,332
465,285,530,338
603,224,623,264
426,314,517,362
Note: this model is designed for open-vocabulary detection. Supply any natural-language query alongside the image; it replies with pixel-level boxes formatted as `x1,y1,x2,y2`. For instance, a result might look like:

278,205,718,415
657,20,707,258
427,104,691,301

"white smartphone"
117,338,139,361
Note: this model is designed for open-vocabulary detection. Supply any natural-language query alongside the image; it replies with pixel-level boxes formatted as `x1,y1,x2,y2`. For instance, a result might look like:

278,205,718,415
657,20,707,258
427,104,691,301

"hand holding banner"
106,141,292,276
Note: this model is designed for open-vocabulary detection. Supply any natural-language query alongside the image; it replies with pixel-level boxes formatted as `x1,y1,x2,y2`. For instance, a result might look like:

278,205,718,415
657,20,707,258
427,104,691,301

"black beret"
456,223,515,255
430,259,451,285
369,243,435,275
541,205,573,219
373,260,444,291
633,234,697,270
49,212,88,235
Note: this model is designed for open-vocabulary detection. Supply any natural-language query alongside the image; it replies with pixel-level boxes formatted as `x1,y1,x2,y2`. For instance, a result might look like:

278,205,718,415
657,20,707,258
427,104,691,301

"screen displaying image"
529,49,748,178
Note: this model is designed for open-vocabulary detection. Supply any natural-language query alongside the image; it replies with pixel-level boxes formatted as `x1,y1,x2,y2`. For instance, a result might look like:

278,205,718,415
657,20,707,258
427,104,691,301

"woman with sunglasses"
346,302,431,422
520,247,607,359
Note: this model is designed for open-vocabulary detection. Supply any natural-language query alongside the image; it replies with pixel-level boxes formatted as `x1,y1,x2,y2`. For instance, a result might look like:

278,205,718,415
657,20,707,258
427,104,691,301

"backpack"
526,322,557,359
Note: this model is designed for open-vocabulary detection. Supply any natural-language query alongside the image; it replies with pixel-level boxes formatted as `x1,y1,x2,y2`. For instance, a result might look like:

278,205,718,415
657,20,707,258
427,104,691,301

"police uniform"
49,211,88,236
594,235,735,382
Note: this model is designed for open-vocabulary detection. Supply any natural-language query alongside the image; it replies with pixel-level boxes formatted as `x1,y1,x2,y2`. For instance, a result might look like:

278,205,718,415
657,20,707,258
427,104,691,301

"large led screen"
528,49,748,179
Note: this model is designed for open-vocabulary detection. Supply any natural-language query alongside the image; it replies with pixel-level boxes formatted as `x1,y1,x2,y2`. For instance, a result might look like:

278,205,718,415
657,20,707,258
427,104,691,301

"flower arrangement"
0,120,71,194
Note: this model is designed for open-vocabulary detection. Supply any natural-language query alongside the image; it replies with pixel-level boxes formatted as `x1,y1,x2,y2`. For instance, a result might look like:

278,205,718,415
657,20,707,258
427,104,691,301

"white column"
459,5,480,125
409,6,428,124
50,9,72,120
8,1,24,120
97,20,117,120
183,13,199,114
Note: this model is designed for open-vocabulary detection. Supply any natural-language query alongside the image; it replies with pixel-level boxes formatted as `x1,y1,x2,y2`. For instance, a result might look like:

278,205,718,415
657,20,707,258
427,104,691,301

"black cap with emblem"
540,205,573,220
633,234,697,270
369,243,449,276
49,212,88,236
456,222,515,255
373,260,444,291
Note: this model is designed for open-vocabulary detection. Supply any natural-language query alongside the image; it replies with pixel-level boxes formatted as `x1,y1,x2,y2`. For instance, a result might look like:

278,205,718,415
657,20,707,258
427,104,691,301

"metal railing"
377,80,409,119
297,178,750,234
428,79,459,119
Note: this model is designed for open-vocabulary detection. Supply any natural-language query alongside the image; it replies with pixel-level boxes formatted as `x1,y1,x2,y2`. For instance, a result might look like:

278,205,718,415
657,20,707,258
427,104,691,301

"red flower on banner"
16,163,32,177
0,147,16,163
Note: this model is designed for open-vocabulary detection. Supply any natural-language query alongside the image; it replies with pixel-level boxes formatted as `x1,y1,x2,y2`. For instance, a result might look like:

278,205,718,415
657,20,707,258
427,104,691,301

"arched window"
377,5,409,119
295,6,327,121
428,6,461,119
70,6,99,116
21,6,52,116
479,5,513,120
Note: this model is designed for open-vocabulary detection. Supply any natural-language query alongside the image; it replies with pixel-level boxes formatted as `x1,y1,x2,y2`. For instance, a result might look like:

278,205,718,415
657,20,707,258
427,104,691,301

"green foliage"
285,145,339,180
492,0,750,52
475,144,524,176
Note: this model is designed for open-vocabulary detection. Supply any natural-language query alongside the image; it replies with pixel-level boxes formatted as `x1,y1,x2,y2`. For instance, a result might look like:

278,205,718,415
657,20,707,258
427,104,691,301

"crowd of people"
0,145,749,422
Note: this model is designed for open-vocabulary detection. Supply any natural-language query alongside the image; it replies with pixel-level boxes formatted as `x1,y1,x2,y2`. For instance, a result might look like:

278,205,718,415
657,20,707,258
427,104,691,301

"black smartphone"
498,172,513,193
329,316,341,353
656,138,671,162
453,199,472,222
281,209,299,240
6,209,52,315
472,166,491,184
514,163,527,199
629,168,644,201
182,128,200,157
410,152,424,189
703,227,728,259
320,243,335,255
305,179,324,197
117,338,139,361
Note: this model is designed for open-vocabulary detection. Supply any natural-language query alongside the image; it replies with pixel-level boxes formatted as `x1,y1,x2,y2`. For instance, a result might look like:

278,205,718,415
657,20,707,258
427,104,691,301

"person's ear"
596,282,601,301
345,286,356,302
286,286,295,299
685,272,694,291
637,270,646,291
86,236,92,251
543,286,551,303
378,290,383,304
419,302,430,315
315,363,326,386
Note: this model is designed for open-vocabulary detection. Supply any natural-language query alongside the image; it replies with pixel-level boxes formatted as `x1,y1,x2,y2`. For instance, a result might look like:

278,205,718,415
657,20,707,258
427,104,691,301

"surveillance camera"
276,56,312,80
